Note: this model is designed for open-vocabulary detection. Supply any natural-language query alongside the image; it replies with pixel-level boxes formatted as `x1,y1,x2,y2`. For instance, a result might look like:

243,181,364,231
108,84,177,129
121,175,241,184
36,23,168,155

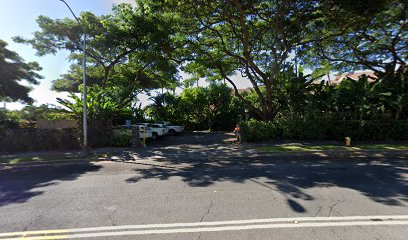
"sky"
1,0,252,111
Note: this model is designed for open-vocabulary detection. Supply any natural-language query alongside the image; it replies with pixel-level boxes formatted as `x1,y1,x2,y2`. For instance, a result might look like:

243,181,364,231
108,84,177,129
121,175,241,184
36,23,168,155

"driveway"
0,132,408,239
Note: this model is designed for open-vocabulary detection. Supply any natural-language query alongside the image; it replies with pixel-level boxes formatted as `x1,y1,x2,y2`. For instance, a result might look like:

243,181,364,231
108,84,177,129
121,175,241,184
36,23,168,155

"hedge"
0,128,81,153
0,124,137,153
241,118,408,142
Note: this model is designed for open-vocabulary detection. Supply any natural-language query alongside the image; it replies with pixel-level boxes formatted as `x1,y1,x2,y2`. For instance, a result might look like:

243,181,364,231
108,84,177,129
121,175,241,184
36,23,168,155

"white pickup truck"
114,125,152,140
135,123,167,139
134,125,153,139
151,123,169,135
161,122,184,135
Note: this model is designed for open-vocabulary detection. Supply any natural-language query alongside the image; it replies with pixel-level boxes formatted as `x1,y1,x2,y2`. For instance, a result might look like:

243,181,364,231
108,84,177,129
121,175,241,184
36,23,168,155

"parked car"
116,125,153,139
161,122,184,135
135,123,166,139
152,123,169,135
134,125,153,139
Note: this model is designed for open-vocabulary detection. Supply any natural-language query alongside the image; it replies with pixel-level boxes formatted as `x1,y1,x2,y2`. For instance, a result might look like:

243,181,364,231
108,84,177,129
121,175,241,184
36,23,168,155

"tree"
146,92,182,123
179,87,210,129
15,3,179,99
146,84,243,130
206,83,243,130
301,0,407,75
335,76,385,120
0,39,42,103
301,0,407,120
145,0,321,120
56,85,140,125
11,104,70,121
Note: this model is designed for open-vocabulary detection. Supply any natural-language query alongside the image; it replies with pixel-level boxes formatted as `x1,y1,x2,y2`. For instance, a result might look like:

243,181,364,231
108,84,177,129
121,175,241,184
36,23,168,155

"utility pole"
58,0,88,154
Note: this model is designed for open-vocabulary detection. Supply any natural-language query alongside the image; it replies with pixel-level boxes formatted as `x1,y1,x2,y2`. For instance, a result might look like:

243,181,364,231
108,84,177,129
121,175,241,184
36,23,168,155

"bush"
112,128,132,147
87,121,114,148
0,128,80,153
0,109,19,129
240,120,280,142
241,118,408,142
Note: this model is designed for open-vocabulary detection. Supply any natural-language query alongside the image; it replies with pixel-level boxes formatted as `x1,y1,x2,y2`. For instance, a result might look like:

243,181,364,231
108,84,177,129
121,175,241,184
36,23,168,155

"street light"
58,0,88,153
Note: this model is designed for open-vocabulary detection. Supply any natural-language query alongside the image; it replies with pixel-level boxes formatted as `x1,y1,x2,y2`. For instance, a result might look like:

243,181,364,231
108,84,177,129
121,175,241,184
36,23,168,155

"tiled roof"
333,71,377,84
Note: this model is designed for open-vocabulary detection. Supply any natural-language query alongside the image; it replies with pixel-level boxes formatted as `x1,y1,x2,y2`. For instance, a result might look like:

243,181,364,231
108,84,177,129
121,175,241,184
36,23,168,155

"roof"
333,71,377,84
231,88,252,94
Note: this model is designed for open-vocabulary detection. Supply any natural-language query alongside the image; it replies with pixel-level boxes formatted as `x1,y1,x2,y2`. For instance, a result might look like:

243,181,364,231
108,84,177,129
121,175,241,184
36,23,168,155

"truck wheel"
169,129,176,136
152,132,158,140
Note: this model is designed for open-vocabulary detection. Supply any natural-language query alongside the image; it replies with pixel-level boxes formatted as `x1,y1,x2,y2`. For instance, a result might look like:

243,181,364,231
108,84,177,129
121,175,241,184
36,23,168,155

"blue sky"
1,0,134,109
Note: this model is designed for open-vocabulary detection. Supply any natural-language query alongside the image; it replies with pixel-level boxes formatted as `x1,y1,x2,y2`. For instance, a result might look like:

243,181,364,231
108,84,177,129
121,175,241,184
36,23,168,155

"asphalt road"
1,132,408,239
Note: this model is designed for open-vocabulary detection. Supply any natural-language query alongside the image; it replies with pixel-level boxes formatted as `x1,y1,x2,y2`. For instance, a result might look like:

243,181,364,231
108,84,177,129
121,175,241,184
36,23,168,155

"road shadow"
0,163,101,207
122,132,408,212
127,157,408,211
102,132,241,162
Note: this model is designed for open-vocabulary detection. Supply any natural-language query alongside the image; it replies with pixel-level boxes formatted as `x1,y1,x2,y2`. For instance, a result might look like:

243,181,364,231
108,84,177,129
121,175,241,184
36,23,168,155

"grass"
256,144,408,152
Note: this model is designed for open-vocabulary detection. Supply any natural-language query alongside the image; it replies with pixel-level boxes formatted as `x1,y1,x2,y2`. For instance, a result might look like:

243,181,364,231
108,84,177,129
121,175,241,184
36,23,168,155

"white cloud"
30,82,70,107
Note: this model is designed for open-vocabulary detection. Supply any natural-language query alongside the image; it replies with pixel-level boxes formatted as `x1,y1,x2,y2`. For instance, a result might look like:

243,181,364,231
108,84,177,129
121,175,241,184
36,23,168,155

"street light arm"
59,0,81,24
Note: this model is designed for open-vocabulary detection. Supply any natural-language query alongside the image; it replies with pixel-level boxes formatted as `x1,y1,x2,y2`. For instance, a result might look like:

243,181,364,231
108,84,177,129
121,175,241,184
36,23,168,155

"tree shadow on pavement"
122,132,408,212
126,158,408,211
0,163,101,207
100,132,239,162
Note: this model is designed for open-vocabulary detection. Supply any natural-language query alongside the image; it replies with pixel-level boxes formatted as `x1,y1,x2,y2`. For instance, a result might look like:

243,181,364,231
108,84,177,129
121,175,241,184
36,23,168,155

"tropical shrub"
0,128,80,153
241,118,408,142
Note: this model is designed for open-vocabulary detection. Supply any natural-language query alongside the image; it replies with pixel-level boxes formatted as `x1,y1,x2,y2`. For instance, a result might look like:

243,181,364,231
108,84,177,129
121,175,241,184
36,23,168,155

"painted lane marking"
3,214,408,236
2,220,408,240
1,235,69,240
0,230,69,238
1,215,408,239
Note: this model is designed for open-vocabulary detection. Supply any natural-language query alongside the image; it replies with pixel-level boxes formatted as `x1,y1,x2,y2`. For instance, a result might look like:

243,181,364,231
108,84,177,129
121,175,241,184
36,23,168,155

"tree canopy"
0,39,42,103
301,0,407,76
146,83,243,130
15,3,179,99
7,0,407,138
140,0,406,121
151,0,321,120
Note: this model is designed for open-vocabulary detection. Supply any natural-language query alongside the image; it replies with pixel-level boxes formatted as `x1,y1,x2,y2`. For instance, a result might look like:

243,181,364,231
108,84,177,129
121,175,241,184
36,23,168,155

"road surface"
1,132,407,239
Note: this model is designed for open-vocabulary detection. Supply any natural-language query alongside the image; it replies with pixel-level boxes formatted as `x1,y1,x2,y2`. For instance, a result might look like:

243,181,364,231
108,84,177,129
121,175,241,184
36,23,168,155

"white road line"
1,215,408,239
67,215,408,233
68,220,408,238
2,220,408,240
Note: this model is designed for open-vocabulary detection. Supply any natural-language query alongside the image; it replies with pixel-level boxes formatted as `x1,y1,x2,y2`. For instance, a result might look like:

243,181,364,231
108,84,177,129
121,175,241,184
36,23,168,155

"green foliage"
0,39,42,103
112,128,132,147
145,0,322,120
56,85,141,125
56,85,143,147
13,104,70,121
300,0,406,76
179,87,210,129
145,92,183,124
146,83,244,130
143,0,406,122
0,128,80,153
0,105,69,129
16,2,179,102
241,67,408,141
240,120,279,142
5,0,406,146
0,109,19,129
242,117,408,142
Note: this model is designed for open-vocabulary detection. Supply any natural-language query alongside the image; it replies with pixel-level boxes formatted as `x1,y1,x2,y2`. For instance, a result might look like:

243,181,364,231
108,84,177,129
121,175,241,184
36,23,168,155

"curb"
1,150,407,169
0,158,97,169
247,149,408,156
